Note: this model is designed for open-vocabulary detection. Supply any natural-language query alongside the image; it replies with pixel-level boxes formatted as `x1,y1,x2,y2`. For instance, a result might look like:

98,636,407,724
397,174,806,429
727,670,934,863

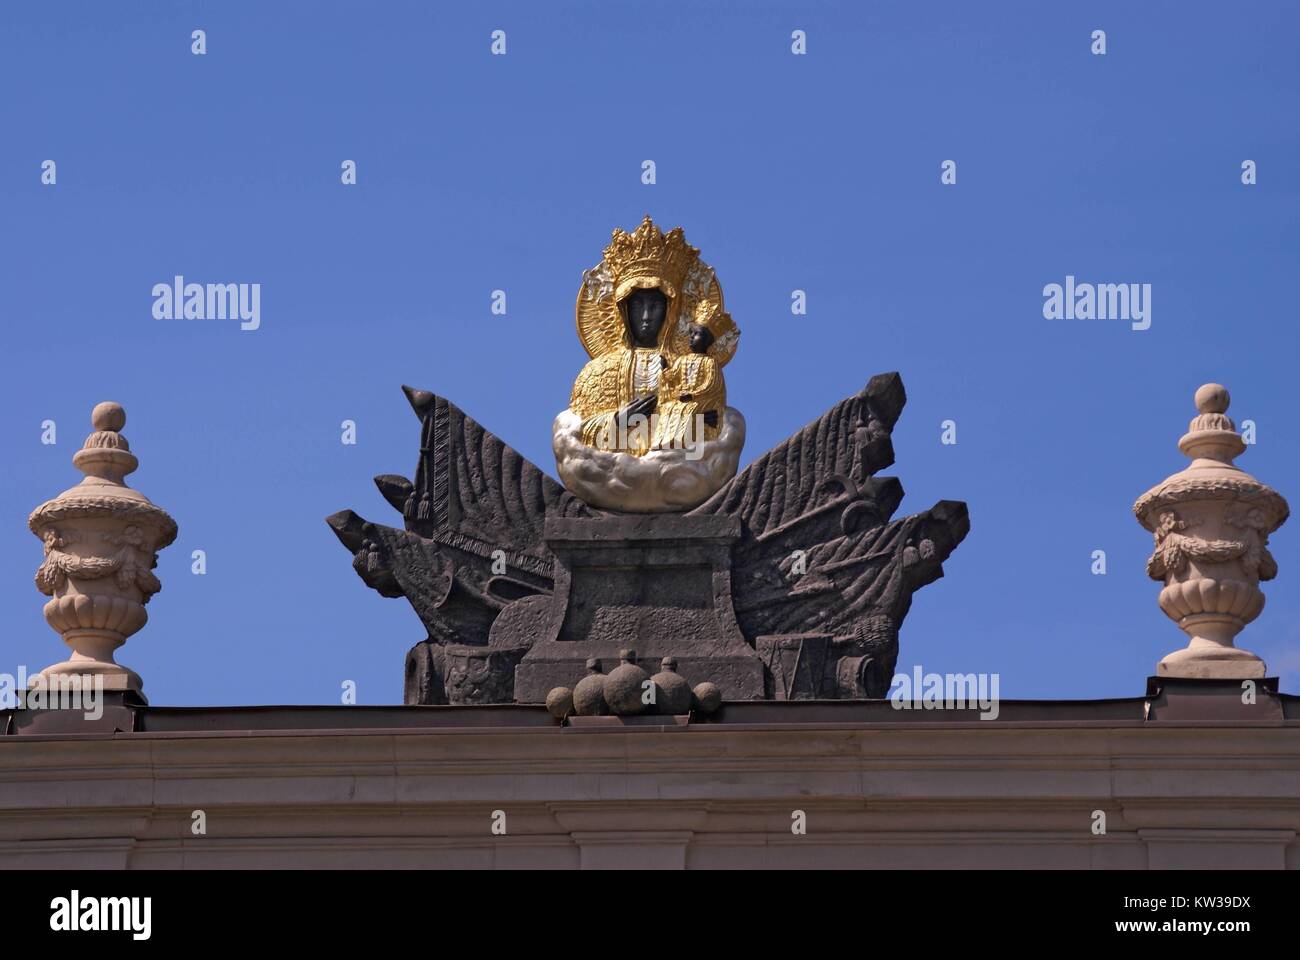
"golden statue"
569,216,739,455
554,216,745,512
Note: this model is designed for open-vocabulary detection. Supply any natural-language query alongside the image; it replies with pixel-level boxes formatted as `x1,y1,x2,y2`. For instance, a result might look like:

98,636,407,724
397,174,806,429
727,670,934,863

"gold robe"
571,346,665,456
652,352,724,449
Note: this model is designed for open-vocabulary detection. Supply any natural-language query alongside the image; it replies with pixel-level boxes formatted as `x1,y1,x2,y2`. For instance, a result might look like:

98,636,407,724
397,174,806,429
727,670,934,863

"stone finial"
691,681,722,714
28,403,177,700
544,685,574,720
572,658,607,716
649,657,692,715
604,652,650,715
1134,384,1288,678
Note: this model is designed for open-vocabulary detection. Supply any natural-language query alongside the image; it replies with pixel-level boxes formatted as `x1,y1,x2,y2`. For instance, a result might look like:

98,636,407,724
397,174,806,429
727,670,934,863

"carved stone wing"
397,385,594,555
690,372,906,534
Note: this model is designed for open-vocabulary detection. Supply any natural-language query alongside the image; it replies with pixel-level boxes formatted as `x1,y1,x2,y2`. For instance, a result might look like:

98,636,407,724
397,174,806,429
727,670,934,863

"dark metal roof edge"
3,682,1294,737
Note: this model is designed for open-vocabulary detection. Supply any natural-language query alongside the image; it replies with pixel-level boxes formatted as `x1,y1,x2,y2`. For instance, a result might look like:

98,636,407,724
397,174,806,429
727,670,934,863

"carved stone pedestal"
512,515,765,702
334,376,968,706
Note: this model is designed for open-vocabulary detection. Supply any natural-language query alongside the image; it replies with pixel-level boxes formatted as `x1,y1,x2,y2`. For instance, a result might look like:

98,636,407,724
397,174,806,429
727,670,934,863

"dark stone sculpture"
327,373,968,706
694,373,969,699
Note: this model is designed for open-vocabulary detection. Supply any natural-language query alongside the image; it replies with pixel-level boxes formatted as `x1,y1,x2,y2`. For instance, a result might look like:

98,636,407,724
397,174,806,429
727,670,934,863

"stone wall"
2,705,1296,869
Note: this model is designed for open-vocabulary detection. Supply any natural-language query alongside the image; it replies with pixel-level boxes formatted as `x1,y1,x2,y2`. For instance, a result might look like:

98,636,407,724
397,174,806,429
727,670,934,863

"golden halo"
575,254,729,361
575,261,623,359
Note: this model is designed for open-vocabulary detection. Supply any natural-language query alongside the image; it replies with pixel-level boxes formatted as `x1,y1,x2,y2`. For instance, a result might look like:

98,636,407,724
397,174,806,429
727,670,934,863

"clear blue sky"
2,1,1297,705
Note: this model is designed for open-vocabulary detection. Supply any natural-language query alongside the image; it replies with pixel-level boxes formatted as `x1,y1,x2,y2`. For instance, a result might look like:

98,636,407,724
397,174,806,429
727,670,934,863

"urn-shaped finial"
28,402,177,700
1133,384,1288,678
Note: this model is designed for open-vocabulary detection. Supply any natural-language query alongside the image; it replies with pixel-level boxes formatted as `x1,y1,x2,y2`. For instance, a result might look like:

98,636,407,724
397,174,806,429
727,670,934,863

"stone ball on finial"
1194,383,1230,415
91,401,126,433
545,686,574,720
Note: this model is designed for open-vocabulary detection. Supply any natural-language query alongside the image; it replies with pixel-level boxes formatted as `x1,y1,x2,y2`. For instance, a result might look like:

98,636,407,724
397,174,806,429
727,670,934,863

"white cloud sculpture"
552,407,745,512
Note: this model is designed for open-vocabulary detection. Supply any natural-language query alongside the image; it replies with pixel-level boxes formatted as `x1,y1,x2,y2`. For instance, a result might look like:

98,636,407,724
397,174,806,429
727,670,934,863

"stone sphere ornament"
604,650,651,715
572,658,608,716
692,681,723,714
545,686,574,720
650,657,693,715
91,400,127,433
1193,383,1230,415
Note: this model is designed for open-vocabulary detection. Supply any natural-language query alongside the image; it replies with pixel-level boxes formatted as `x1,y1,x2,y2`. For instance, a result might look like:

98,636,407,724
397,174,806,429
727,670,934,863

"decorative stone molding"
28,402,176,699
2,709,1296,870
1134,384,1288,678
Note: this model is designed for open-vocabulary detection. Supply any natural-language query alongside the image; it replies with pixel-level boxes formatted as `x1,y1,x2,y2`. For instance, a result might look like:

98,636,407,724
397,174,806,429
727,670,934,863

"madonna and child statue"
555,217,743,511
328,217,969,714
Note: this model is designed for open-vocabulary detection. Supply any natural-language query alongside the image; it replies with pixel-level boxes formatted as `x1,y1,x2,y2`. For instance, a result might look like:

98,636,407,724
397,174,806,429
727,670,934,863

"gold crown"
603,215,699,302
698,304,737,341
666,299,740,366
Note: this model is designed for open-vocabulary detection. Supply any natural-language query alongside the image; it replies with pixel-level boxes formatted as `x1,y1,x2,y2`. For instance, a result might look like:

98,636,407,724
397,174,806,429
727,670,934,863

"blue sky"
2,0,1298,705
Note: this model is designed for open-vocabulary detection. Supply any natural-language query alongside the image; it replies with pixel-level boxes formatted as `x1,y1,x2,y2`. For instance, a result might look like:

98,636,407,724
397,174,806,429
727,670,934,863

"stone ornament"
1134,384,1288,679
691,681,722,714
28,402,176,698
331,375,968,707
572,658,607,716
650,657,693,715
328,221,969,708
547,652,724,719
544,685,574,719
603,650,651,715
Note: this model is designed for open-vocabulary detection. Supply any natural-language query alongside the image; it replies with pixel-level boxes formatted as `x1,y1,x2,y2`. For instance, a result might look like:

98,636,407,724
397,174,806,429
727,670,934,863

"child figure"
652,315,730,450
